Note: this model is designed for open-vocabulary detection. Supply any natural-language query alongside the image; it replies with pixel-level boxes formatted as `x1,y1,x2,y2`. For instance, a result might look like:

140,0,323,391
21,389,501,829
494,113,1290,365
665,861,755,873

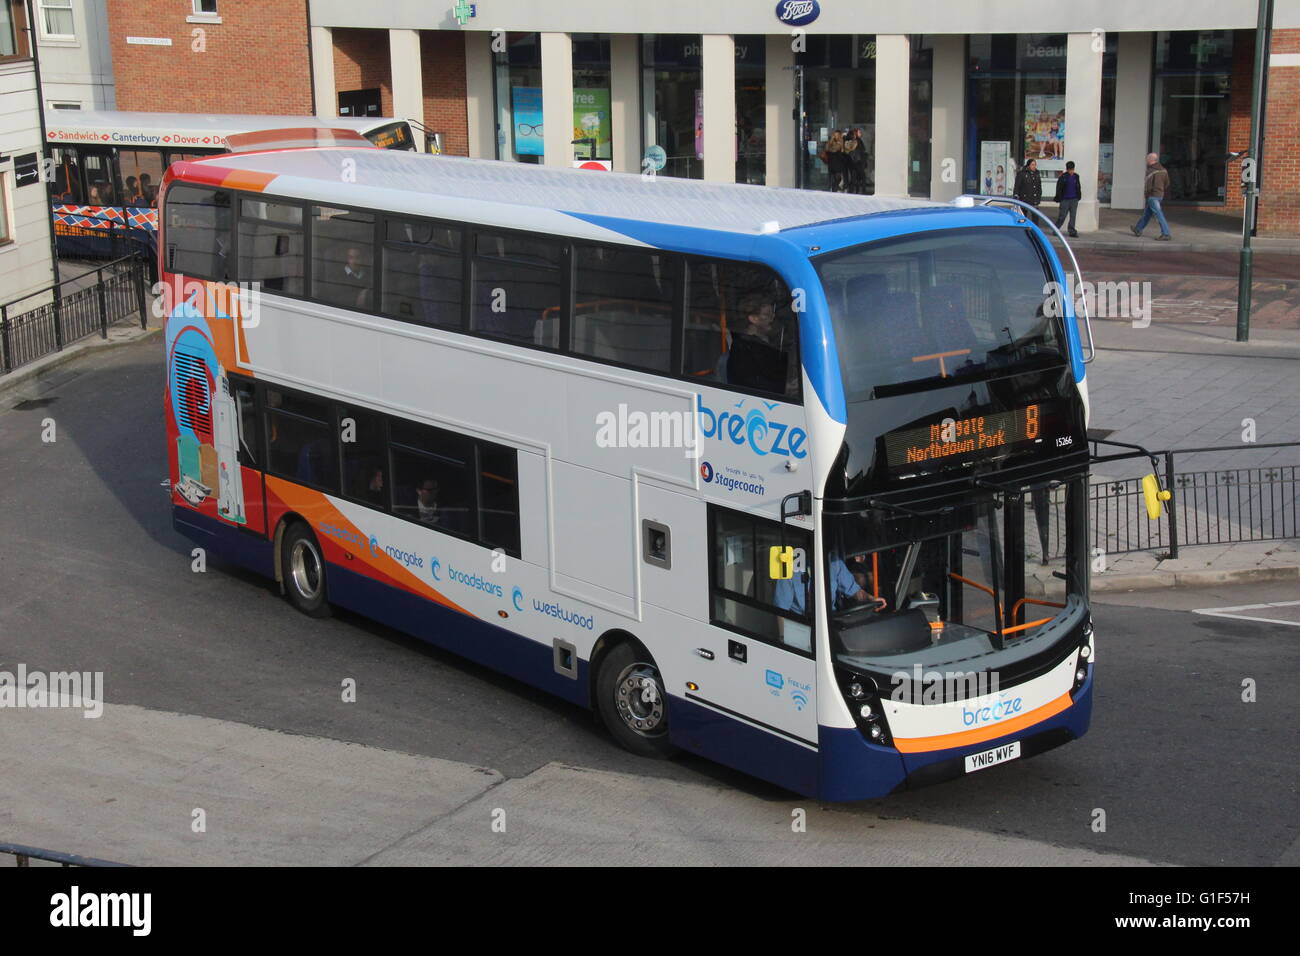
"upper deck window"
816,226,1066,401
239,199,304,296
164,185,232,281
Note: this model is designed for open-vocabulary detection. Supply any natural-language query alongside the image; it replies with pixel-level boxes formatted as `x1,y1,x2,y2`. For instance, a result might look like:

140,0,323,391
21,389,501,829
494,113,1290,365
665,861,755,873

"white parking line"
1192,601,1300,628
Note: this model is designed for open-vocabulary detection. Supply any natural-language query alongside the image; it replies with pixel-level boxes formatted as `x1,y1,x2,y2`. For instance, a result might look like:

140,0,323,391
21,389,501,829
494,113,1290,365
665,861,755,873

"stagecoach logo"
775,0,820,26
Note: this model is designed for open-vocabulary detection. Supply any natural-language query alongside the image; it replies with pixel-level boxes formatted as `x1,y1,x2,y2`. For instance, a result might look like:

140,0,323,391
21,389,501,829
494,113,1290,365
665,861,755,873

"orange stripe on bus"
220,169,277,192
891,692,1073,754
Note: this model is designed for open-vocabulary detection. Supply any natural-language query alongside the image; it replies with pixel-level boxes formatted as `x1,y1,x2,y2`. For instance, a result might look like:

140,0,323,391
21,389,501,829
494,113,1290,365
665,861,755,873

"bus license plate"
964,741,1021,774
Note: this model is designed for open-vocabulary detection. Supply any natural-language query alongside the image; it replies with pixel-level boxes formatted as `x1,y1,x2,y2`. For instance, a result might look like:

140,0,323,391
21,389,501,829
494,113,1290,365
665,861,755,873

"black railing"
0,841,128,867
1029,442,1300,561
0,257,150,376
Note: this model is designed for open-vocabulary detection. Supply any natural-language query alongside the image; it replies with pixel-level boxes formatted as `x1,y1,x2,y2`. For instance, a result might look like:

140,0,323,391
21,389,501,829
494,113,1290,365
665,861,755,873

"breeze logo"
697,395,807,459
962,694,1025,727
50,886,151,936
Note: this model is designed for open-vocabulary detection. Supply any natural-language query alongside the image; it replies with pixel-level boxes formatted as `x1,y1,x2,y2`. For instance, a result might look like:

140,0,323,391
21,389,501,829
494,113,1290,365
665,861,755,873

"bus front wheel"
281,522,332,618
596,642,677,759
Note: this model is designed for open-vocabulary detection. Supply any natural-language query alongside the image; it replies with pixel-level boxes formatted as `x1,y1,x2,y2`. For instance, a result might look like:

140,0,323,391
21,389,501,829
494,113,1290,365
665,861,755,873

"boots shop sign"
776,1,821,27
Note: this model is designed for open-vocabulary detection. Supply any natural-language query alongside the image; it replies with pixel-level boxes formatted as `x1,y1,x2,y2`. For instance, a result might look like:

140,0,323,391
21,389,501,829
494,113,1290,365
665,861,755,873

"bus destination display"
884,404,1059,473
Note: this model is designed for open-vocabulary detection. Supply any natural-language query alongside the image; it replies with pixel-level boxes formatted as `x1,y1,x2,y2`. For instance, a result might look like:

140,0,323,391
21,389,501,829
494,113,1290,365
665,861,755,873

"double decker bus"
160,147,1096,800
45,110,414,259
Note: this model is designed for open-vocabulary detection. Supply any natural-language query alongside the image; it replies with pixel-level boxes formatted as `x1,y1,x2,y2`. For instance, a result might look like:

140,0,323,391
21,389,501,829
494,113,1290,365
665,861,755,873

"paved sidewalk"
0,700,1158,866
1047,205,1300,254
1076,311,1300,591
0,318,158,398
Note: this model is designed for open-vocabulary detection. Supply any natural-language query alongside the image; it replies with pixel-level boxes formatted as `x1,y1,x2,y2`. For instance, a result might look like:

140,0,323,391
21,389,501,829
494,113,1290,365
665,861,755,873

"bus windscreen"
815,227,1067,402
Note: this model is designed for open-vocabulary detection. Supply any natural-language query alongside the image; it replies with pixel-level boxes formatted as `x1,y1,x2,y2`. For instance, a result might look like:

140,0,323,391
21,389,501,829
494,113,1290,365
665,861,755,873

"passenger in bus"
361,466,385,505
124,176,143,206
725,292,795,396
87,183,107,206
415,478,440,525
339,246,371,308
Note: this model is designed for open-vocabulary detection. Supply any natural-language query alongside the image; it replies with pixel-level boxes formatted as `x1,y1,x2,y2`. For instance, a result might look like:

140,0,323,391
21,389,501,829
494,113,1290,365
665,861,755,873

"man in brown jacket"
1130,152,1172,240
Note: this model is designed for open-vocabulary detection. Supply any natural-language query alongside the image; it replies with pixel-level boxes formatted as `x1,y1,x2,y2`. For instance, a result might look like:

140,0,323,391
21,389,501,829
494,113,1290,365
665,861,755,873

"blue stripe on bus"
669,694,821,797
171,506,589,708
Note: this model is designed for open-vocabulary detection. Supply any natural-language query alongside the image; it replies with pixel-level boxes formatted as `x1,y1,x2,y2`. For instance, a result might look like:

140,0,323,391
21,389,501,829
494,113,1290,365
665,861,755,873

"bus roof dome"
177,148,946,236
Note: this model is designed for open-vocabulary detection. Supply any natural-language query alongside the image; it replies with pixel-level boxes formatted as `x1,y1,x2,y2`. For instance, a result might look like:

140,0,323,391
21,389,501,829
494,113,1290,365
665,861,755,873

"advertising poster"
572,88,611,161
511,86,544,157
694,90,704,160
980,141,1011,196
1098,143,1114,204
1024,94,1066,187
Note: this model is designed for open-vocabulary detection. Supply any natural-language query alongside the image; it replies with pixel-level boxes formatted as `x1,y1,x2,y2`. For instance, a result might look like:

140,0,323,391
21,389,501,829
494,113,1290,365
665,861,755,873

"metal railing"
0,841,128,867
1030,441,1300,561
0,256,150,376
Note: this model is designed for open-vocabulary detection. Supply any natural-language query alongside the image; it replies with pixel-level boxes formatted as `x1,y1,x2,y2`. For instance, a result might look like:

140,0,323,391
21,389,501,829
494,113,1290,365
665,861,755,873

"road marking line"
1192,601,1300,628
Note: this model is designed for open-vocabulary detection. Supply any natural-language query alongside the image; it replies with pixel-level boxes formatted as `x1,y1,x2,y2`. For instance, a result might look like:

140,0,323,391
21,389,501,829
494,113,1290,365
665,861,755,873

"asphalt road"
0,336,1296,865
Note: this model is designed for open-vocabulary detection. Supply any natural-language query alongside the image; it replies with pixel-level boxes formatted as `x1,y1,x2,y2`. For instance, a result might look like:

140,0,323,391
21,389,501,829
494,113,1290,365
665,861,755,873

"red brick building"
107,0,313,115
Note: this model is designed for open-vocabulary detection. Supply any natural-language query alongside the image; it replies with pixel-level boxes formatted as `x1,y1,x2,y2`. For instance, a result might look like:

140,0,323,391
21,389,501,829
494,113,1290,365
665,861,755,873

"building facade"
1,0,56,303
98,0,1300,236
34,0,115,112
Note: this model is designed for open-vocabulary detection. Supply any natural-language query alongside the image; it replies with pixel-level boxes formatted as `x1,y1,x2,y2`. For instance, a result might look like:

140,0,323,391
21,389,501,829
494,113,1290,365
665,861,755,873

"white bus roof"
178,149,946,237
46,110,400,149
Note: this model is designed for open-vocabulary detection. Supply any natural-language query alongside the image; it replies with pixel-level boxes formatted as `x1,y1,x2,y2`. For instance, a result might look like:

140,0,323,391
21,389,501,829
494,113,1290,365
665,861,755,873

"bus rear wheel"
281,522,332,618
596,642,677,759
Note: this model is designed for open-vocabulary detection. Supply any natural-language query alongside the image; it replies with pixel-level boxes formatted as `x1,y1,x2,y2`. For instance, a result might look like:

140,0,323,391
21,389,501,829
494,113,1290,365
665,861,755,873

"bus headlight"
837,670,892,745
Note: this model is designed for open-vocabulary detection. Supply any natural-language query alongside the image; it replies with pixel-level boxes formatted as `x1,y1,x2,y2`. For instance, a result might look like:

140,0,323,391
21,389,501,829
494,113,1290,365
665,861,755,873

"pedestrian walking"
1131,152,1172,240
844,130,867,194
1013,159,1041,207
1054,160,1082,237
823,130,847,192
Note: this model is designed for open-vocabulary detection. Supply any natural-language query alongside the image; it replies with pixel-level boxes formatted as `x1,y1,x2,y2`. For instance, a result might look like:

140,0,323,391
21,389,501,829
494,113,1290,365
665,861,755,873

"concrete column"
541,32,575,168
702,34,736,183
610,34,639,173
873,34,910,196
311,26,336,119
1112,32,1153,210
465,32,495,159
1064,33,1104,231
389,29,424,128
930,33,964,201
765,34,795,188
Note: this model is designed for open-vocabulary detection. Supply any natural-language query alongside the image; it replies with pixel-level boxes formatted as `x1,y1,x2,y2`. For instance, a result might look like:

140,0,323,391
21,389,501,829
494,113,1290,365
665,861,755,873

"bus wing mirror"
1142,473,1172,520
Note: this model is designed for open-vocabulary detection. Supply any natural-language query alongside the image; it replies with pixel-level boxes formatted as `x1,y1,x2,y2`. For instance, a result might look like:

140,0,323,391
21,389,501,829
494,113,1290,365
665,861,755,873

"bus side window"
339,406,388,507
165,185,232,281
571,245,676,373
311,206,375,311
388,420,476,537
239,199,304,295
263,388,338,492
381,218,463,329
470,231,562,349
685,260,800,402
118,149,164,207
232,378,260,468
710,506,813,654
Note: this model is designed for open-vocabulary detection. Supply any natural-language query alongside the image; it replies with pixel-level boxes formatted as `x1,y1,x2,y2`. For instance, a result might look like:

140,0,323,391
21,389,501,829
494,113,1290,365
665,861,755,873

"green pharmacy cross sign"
453,1,477,26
